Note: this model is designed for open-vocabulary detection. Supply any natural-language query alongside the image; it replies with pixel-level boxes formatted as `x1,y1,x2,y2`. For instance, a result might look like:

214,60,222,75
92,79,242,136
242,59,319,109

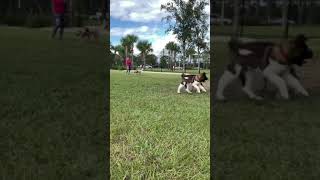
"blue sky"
110,0,210,56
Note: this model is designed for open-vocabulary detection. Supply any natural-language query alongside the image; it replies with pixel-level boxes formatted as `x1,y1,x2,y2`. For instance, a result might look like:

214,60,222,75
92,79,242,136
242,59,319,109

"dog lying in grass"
133,70,142,74
177,72,208,93
75,27,99,41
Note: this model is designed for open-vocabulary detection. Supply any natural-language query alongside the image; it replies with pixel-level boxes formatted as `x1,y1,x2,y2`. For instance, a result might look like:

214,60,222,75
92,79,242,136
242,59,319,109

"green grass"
144,68,211,74
214,25,320,39
213,36,320,179
110,70,210,179
0,27,107,179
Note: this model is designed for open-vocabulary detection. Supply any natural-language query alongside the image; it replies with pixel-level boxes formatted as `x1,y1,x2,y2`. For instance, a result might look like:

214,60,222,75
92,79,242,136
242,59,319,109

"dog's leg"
242,70,263,100
199,83,207,92
192,81,201,93
216,64,242,100
185,84,192,93
262,61,289,99
283,72,309,96
177,83,185,94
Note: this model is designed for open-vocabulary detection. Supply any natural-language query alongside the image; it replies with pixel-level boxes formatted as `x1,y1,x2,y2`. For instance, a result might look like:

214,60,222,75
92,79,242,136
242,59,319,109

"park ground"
213,26,320,179
0,27,107,179
110,70,210,179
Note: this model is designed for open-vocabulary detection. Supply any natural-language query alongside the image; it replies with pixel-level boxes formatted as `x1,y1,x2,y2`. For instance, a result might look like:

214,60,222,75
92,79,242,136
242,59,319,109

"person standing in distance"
125,57,132,74
51,0,66,40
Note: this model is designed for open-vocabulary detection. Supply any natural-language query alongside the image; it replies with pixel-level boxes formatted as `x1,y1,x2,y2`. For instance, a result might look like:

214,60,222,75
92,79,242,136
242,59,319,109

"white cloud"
128,32,178,56
110,26,159,37
150,32,178,56
111,0,169,23
111,0,210,23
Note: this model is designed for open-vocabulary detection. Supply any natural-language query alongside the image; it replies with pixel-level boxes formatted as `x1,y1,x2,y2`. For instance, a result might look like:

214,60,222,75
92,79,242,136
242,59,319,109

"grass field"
0,27,107,179
110,70,210,179
144,68,211,74
213,34,320,179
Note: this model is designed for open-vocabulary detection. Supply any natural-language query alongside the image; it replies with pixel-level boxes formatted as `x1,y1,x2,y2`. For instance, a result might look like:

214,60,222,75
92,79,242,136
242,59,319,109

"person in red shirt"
51,0,66,40
125,57,132,74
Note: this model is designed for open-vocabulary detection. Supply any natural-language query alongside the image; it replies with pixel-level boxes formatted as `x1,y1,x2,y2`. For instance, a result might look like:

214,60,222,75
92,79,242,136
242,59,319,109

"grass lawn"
213,36,320,179
144,68,211,75
110,70,210,179
0,27,107,179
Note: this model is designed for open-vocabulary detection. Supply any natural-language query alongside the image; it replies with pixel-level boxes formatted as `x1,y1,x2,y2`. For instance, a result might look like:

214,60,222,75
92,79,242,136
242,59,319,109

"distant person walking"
125,57,132,74
51,0,66,39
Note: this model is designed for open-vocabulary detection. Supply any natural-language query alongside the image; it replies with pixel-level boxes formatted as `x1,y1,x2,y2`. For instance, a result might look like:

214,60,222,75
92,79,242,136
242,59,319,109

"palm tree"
172,43,180,71
165,41,175,71
120,36,130,59
136,40,153,68
165,41,180,71
120,34,138,67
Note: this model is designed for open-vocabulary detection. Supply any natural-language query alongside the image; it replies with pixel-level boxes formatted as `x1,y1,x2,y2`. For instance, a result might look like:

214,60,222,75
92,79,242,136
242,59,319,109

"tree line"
213,0,320,26
0,0,108,27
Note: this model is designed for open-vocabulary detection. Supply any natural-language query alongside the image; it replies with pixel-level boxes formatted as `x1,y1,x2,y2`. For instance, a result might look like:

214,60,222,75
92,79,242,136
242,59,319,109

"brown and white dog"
216,34,313,100
177,72,208,93
133,70,142,74
76,27,99,40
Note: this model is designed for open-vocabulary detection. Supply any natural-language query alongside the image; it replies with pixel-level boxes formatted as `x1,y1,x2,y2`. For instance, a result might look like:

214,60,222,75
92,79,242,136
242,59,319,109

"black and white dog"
177,72,208,93
216,34,313,100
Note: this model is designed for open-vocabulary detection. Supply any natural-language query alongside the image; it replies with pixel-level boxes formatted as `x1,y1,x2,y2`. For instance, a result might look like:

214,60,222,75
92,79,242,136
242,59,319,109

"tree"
161,0,197,73
160,56,169,72
146,54,157,66
221,0,225,26
193,0,209,73
110,44,125,68
297,0,305,25
232,0,240,39
171,43,180,71
186,48,196,68
266,0,273,24
136,40,153,68
282,0,290,39
165,41,179,71
120,34,138,66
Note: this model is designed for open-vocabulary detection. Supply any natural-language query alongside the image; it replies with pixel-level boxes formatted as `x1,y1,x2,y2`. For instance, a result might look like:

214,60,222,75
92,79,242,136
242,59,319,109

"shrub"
25,14,52,28
113,66,125,70
73,15,83,27
243,16,262,26
3,15,26,26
